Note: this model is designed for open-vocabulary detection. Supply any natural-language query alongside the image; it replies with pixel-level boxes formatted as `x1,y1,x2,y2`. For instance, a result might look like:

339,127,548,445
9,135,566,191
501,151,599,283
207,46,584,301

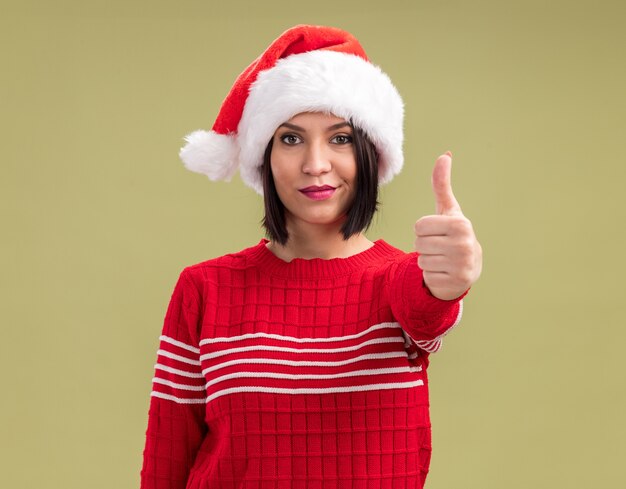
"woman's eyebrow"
277,121,351,131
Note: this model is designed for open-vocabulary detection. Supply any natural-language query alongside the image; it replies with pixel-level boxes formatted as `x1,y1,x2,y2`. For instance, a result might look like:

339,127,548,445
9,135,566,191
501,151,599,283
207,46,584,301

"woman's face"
270,111,357,231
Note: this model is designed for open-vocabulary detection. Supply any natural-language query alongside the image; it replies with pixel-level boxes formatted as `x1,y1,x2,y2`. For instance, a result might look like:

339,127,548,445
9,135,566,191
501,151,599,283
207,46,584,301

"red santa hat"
179,24,404,195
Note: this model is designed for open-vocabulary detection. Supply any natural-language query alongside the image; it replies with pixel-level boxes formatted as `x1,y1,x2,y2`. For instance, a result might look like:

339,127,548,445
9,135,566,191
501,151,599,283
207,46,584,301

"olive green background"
2,1,624,487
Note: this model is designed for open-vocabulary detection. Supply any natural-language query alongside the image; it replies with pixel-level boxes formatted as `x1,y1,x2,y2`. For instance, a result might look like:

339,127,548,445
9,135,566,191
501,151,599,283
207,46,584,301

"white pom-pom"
179,130,239,181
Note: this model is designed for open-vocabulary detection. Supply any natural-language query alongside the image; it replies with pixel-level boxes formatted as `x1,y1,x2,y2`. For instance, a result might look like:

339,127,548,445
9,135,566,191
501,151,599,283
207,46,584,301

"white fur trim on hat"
237,50,404,194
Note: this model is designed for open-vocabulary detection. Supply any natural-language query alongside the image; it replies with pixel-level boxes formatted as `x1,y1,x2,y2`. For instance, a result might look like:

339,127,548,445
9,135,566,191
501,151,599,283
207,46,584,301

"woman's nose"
302,142,332,175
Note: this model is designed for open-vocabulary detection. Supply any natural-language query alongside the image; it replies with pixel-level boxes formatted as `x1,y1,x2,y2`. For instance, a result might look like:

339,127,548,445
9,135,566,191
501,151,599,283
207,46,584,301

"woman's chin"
286,213,348,230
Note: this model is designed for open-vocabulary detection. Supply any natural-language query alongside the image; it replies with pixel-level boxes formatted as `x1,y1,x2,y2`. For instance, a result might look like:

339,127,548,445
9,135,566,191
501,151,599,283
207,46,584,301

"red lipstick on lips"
298,185,336,200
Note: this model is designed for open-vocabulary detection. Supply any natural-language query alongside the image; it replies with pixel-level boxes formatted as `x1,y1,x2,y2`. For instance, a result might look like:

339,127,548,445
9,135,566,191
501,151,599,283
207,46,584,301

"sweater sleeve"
140,268,208,489
387,252,467,353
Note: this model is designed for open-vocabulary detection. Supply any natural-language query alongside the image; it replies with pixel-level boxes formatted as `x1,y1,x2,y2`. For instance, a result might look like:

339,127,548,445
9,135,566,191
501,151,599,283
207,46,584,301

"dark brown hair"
261,122,380,245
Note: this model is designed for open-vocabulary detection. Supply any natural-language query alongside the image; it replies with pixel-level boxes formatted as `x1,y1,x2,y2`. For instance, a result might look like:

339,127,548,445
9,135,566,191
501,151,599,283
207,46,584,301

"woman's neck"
266,220,374,262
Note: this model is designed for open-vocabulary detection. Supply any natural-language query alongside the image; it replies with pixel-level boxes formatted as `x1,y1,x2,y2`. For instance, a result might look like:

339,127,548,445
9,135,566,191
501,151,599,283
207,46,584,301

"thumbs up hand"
414,152,483,300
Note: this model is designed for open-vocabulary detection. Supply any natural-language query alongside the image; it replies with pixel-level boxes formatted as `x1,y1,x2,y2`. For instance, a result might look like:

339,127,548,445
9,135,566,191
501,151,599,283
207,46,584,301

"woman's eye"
332,134,353,145
280,134,301,145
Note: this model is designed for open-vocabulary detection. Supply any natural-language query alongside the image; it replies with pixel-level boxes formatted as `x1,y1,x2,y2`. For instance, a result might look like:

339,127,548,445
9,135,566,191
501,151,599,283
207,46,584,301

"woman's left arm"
388,152,482,353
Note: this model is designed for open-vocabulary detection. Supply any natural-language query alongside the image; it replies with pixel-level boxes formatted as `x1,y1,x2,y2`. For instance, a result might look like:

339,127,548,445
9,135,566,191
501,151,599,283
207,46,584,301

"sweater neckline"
249,238,398,278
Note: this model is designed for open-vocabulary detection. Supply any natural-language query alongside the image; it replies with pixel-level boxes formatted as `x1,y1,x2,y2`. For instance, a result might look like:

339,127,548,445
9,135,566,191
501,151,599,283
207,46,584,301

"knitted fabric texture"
140,239,465,489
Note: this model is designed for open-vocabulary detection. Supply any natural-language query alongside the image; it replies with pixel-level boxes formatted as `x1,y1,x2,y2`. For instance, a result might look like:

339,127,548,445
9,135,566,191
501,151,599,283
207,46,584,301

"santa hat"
179,24,404,195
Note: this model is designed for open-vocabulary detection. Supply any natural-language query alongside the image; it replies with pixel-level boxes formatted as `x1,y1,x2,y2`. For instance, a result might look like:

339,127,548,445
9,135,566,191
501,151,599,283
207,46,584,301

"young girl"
140,24,482,489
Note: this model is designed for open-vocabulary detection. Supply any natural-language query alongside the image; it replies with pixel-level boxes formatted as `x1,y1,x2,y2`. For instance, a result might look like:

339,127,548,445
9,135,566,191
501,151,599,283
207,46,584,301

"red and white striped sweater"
141,239,465,489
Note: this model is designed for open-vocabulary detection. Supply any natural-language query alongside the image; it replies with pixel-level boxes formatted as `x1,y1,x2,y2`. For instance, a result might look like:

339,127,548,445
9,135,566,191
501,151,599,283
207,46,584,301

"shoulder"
179,239,267,285
367,240,421,288
374,239,417,266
